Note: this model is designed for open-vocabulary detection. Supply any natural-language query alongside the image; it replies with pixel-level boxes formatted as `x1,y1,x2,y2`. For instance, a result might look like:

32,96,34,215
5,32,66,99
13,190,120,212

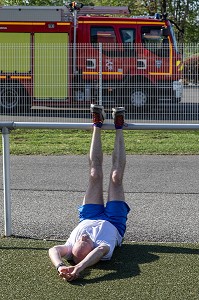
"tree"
159,0,166,13
162,0,199,43
120,0,199,43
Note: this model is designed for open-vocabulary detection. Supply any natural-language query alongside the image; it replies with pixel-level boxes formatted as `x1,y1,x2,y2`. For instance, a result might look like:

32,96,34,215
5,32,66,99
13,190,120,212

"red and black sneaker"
112,107,125,129
90,104,106,128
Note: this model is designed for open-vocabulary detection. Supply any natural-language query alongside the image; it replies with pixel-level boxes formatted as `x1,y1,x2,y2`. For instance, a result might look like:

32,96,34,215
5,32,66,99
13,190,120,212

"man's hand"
59,244,110,281
58,265,80,282
51,243,110,282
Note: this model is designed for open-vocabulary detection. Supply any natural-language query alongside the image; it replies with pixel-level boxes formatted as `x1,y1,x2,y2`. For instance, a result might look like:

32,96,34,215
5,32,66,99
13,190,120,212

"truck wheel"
0,83,30,115
128,87,148,111
0,84,20,114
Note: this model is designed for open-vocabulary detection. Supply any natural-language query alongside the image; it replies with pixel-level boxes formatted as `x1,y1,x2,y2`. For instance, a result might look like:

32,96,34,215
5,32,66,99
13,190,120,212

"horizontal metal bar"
0,122,15,130
2,122,199,131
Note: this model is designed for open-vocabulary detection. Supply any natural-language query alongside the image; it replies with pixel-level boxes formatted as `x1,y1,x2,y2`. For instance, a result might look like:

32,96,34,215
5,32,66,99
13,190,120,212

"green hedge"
183,55,199,85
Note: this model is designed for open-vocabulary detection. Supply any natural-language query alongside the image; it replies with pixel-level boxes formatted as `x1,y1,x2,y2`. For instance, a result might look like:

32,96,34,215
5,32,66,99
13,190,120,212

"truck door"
0,32,30,73
34,32,68,101
78,25,130,105
0,32,31,113
141,26,171,76
89,26,123,80
88,26,136,77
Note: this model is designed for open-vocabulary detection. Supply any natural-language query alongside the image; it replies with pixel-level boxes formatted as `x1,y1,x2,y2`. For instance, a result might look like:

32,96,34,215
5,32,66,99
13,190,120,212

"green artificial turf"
0,238,198,300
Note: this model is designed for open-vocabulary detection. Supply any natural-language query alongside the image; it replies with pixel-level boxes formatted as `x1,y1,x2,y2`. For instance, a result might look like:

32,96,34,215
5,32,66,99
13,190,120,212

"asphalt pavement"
0,155,199,243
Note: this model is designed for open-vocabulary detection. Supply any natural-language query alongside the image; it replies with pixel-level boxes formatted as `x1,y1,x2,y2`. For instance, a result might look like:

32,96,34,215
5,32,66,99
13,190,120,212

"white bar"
2,127,12,237
1,122,199,130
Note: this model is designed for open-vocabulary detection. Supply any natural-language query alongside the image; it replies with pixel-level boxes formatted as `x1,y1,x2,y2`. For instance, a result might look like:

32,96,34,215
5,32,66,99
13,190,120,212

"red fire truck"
0,3,182,114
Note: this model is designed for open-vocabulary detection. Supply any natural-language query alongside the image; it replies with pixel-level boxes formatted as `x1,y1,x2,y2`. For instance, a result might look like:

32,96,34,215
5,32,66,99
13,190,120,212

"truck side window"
90,26,121,57
120,28,136,57
120,29,135,44
90,27,116,44
141,26,169,57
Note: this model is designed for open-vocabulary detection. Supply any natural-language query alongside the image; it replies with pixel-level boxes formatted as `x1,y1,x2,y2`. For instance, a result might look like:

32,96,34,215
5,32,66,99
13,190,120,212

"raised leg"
83,126,104,205
107,129,126,202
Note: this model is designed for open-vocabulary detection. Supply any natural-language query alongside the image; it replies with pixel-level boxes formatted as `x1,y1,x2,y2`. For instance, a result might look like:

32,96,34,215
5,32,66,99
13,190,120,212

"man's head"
72,234,94,264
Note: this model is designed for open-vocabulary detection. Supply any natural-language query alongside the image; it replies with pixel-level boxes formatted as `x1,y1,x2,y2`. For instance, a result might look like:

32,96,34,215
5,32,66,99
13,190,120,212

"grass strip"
0,238,198,300
1,129,199,155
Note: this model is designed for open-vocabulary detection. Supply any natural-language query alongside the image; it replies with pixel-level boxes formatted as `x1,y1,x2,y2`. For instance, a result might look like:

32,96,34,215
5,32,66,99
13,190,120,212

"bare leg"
83,126,104,205
108,129,126,202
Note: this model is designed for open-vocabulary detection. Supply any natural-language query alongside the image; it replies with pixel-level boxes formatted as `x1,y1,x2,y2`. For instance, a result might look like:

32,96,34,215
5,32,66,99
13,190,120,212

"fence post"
99,43,103,106
2,127,12,237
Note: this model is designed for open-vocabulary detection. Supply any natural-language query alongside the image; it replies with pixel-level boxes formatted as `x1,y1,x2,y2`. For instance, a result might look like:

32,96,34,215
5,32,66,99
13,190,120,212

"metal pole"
99,43,103,106
73,9,77,74
2,127,12,236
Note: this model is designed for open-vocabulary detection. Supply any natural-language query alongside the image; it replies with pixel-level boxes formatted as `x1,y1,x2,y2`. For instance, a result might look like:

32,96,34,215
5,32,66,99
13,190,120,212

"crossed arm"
49,243,109,281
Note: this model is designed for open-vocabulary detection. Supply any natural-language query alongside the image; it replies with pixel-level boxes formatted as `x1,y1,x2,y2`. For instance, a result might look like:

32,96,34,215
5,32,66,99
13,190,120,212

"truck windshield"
141,26,170,57
169,24,179,53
